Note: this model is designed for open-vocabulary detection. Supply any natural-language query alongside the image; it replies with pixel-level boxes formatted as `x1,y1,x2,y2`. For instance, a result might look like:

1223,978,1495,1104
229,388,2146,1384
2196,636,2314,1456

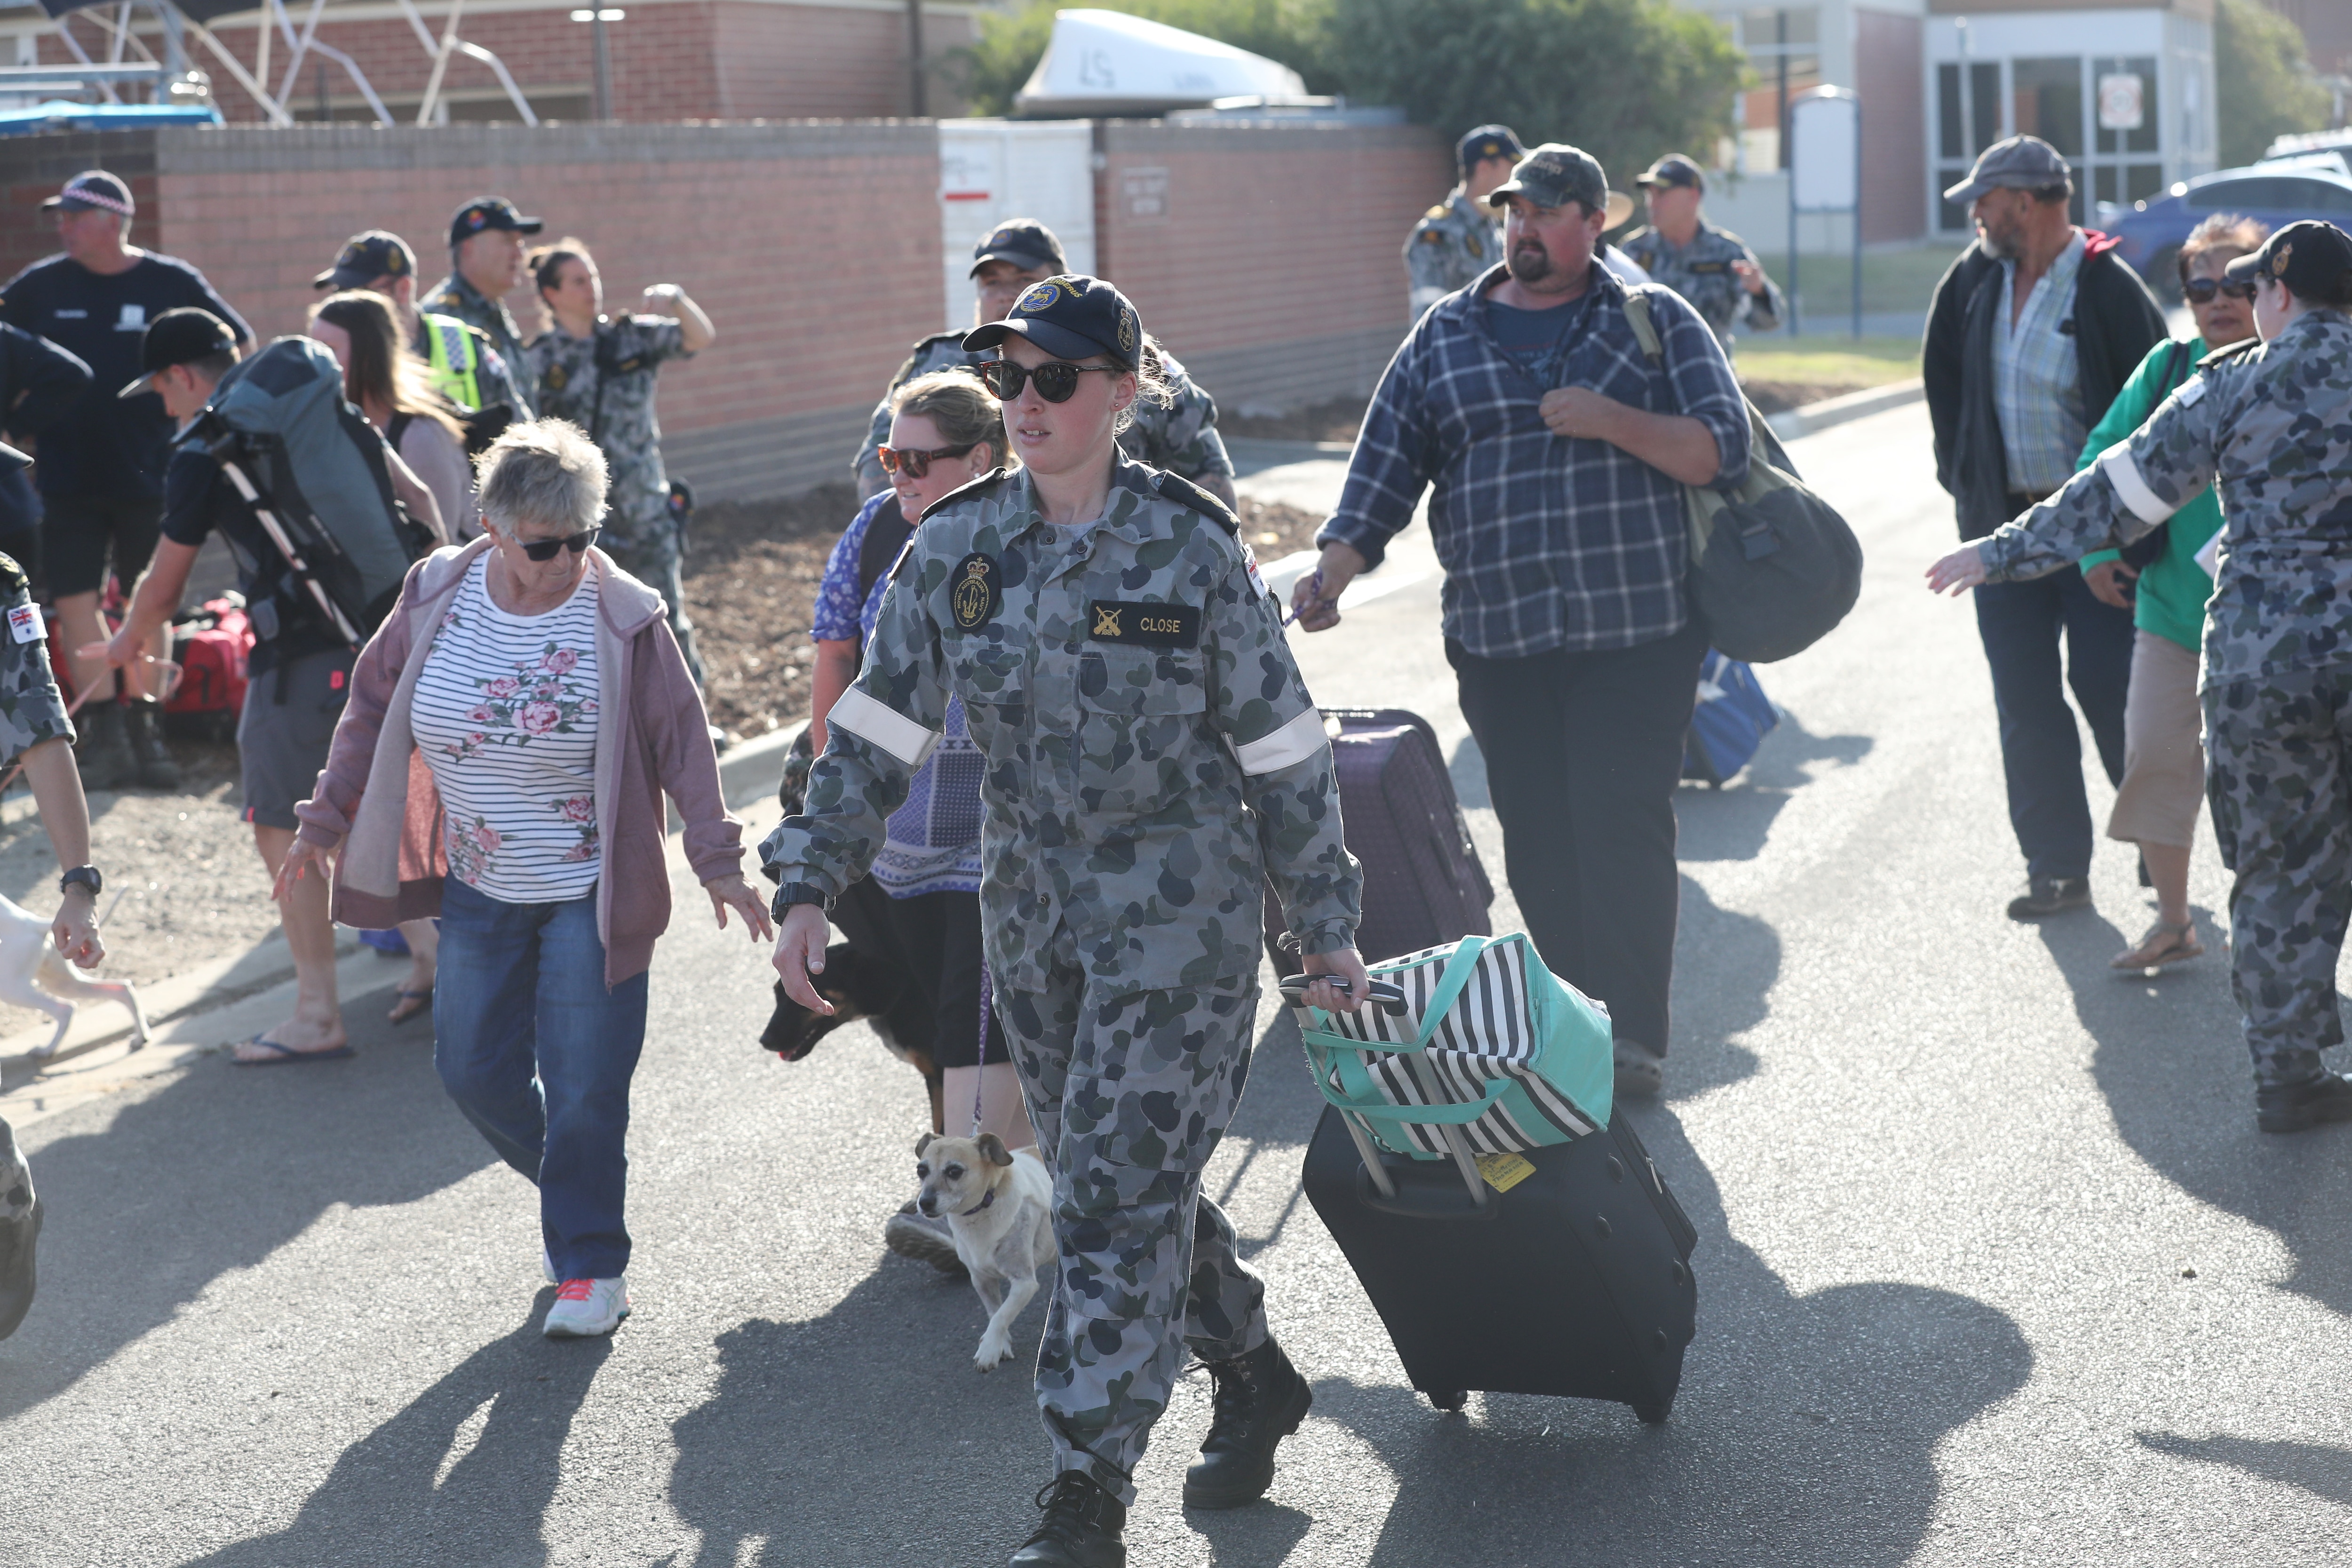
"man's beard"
1977,217,2021,260
1507,241,1553,283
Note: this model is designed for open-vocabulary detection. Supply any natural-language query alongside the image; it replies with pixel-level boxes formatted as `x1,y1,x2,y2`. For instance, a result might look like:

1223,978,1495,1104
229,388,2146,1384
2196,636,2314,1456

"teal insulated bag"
1291,932,1615,1171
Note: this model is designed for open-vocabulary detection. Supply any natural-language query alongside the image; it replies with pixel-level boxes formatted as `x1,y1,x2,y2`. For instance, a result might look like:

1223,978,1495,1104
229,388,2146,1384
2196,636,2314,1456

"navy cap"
1636,153,1706,192
1456,124,1524,174
1486,143,1610,214
43,169,133,217
970,218,1065,278
449,196,542,248
963,274,1141,368
2225,219,2352,294
1942,135,2072,205
316,229,417,291
119,307,237,399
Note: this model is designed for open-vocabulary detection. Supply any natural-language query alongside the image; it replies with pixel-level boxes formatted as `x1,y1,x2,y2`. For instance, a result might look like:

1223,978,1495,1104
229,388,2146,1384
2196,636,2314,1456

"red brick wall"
1093,119,1449,406
1856,8,1926,243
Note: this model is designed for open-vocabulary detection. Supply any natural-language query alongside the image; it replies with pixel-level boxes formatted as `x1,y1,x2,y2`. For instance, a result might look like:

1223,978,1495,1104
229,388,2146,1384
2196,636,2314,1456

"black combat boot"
1009,1471,1125,1568
2257,1072,2352,1134
122,701,180,789
1182,1337,1313,1509
73,701,135,792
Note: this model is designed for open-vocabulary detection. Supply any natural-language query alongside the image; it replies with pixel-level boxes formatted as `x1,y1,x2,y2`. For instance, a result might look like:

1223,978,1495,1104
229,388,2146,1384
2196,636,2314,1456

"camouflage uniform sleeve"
1147,357,1234,481
1206,548,1361,954
1733,236,1783,334
1979,369,2225,581
1406,217,1454,318
756,549,952,902
0,575,72,762
475,338,525,415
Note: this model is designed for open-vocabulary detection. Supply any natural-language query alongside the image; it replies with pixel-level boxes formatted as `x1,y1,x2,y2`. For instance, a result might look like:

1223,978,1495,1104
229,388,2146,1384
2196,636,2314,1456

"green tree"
2214,0,2331,167
954,0,1339,118
1320,0,1745,188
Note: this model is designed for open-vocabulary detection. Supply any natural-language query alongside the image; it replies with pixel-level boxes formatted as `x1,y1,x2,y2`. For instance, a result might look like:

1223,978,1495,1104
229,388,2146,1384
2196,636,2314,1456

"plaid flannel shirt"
1993,229,2088,496
1320,263,1749,658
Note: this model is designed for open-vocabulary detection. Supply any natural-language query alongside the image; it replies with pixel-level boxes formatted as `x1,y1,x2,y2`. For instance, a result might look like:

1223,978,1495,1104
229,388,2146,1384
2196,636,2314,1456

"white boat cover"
1014,9,1307,118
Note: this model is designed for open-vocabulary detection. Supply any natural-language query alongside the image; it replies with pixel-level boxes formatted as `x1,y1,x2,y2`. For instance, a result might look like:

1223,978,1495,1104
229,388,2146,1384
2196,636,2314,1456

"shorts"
40,493,160,600
238,646,353,831
2106,629,2206,850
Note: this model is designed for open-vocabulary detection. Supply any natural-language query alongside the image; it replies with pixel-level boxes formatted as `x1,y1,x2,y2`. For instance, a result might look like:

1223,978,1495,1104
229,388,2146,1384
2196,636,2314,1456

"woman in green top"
2073,213,2267,973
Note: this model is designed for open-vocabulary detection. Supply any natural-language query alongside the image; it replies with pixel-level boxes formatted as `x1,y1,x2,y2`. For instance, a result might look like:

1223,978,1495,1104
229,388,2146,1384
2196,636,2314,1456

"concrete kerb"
1766,378,1925,442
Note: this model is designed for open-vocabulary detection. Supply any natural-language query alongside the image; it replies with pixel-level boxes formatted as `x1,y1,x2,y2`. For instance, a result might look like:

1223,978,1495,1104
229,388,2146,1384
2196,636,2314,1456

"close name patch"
1087,600,1200,648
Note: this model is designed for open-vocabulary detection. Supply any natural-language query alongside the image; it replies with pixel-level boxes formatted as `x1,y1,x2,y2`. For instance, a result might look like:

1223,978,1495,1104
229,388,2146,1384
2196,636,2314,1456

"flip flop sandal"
2112,920,2204,974
386,988,433,1026
230,1035,357,1066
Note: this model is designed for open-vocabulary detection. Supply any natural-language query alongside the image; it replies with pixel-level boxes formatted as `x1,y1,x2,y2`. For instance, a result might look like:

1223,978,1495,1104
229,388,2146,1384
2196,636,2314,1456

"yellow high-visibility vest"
421,312,483,411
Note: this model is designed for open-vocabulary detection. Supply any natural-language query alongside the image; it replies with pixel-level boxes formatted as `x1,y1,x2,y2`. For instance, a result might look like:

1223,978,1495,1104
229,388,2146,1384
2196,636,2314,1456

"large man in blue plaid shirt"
1295,143,1750,1098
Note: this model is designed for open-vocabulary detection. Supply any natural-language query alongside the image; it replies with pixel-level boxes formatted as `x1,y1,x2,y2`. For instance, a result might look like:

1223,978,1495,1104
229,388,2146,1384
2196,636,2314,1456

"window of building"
1737,7,1820,172
1936,60,2002,233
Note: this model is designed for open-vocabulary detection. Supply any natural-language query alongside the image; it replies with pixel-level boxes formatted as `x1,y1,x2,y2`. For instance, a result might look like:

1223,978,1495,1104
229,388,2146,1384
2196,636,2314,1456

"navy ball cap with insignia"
448,195,542,249
964,274,1142,369
1456,124,1524,175
315,229,417,291
2225,219,2352,299
969,218,1066,278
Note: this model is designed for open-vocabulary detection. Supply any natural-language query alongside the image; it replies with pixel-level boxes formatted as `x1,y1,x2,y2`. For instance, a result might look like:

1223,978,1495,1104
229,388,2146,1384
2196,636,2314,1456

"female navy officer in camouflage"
1929,221,2352,1135
765,275,1366,1568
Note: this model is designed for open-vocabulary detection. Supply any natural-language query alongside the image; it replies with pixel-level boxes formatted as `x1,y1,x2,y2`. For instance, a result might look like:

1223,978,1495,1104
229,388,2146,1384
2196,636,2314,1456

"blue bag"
1682,649,1777,787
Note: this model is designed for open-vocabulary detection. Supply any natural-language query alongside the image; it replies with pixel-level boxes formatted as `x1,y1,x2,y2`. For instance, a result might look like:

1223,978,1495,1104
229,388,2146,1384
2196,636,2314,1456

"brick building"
1,0,979,124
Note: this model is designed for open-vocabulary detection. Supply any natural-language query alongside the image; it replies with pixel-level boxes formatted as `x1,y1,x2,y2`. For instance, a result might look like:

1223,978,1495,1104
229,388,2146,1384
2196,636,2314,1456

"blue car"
2106,156,2352,300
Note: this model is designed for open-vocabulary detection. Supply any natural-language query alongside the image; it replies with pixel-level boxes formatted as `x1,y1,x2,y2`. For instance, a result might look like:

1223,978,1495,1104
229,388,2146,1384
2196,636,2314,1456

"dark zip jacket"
1923,230,2166,540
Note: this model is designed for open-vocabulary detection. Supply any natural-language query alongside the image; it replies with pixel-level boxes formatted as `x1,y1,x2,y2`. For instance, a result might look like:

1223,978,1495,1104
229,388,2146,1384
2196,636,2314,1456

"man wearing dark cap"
1617,153,1783,350
1406,124,1526,318
425,197,542,417
317,229,524,418
851,218,1237,508
1303,143,1751,1099
0,169,251,791
1923,134,2165,922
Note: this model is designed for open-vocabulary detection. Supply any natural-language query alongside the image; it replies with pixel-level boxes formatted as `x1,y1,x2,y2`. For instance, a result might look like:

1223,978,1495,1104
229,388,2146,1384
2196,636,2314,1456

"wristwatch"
58,864,101,899
771,881,832,920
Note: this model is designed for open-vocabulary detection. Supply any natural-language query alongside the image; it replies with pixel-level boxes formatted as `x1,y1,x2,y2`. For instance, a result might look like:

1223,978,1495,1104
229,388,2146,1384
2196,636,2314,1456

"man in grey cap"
851,218,1238,508
1617,153,1783,350
1923,134,2165,922
1300,143,1751,1099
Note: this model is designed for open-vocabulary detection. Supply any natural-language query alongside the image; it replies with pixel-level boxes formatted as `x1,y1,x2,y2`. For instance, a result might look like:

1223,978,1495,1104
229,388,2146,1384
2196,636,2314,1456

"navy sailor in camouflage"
1406,125,1525,318
853,218,1236,507
1619,155,1784,350
1928,222,2352,1112
770,276,1364,1553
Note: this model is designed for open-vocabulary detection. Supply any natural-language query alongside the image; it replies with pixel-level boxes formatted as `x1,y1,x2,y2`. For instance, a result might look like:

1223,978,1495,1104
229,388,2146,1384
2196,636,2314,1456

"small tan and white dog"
0,892,147,1060
914,1130,1055,1372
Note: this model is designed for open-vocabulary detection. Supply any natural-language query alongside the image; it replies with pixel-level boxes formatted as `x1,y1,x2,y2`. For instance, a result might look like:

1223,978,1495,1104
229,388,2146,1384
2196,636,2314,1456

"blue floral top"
813,494,984,898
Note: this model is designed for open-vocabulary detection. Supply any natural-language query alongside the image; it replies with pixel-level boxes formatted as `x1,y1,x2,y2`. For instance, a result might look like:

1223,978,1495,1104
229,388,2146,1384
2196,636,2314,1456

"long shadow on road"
0,1015,492,1425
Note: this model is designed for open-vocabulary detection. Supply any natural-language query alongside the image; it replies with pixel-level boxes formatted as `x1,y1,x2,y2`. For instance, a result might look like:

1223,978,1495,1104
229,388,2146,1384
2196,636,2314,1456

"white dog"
914,1131,1055,1372
0,892,147,1060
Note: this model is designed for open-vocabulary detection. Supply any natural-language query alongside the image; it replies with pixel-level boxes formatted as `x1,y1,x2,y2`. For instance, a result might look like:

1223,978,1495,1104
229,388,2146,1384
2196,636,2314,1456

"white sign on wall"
2098,72,2145,132
1789,89,1859,212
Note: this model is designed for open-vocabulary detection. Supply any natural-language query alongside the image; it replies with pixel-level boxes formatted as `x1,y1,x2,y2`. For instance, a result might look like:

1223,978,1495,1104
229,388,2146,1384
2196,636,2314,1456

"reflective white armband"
825,686,939,769
1235,708,1327,776
2097,443,2184,528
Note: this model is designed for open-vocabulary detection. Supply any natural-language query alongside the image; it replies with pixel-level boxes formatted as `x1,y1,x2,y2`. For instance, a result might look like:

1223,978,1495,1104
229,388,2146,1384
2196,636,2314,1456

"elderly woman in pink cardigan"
279,419,771,1338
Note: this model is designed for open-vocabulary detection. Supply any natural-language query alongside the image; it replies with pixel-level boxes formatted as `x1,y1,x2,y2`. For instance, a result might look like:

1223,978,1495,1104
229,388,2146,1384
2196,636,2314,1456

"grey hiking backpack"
181,335,437,649
1621,288,1863,663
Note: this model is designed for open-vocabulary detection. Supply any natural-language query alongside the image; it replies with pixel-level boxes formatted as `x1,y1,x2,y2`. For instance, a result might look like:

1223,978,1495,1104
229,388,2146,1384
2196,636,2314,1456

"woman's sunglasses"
878,441,977,479
2183,278,2257,304
978,359,1123,404
513,525,601,562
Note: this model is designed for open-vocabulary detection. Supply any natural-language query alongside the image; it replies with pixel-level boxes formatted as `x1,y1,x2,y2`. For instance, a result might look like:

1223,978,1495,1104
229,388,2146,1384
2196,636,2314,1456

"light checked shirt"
1319,263,1750,659
1993,229,2087,496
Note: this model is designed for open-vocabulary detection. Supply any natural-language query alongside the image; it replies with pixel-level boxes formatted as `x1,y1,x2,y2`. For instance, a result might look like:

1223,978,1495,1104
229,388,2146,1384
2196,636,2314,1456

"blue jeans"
1972,569,2134,880
434,878,649,1281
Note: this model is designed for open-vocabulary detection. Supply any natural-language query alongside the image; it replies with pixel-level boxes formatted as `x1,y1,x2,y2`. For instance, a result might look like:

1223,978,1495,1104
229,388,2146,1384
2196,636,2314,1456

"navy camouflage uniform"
1407,190,1503,318
762,458,1360,1502
1617,220,1783,350
0,547,73,1340
527,315,701,684
427,272,537,417
851,335,1234,499
1974,305,2352,1089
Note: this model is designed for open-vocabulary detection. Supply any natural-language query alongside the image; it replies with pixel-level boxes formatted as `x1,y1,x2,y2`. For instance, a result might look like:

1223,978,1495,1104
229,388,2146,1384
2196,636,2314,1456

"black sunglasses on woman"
2182,278,2257,305
878,441,978,479
506,525,602,562
978,359,1123,404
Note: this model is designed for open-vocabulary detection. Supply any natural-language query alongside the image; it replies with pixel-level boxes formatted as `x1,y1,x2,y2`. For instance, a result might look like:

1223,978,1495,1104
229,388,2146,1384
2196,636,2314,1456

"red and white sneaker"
544,1275,630,1337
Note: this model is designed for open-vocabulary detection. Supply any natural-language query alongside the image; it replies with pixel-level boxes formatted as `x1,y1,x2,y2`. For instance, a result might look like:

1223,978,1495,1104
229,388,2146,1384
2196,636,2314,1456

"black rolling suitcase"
1301,1097,1700,1421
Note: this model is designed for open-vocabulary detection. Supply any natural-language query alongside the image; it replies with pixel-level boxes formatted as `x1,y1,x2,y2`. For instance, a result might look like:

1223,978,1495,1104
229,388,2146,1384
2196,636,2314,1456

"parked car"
2106,159,2352,300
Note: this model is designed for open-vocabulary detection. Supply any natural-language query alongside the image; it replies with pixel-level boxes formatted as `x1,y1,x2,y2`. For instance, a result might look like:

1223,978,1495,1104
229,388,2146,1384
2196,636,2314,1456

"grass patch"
1760,247,1961,317
1736,335,1920,387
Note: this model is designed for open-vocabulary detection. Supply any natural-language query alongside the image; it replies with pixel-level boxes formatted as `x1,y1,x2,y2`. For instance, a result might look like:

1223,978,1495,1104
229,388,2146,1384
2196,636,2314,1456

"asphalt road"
8,402,2352,1565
